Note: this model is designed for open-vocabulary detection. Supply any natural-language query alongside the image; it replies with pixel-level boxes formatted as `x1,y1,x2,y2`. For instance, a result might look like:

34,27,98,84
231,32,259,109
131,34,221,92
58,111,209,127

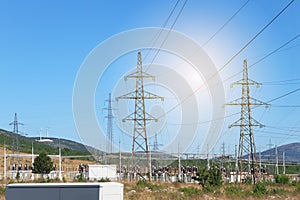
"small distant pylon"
104,93,114,154
116,52,164,178
226,60,269,184
9,113,24,163
153,133,162,151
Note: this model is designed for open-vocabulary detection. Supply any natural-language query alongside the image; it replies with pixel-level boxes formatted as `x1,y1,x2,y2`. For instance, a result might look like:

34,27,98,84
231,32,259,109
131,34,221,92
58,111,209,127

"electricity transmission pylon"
226,60,269,184
153,133,161,151
116,52,164,177
104,93,114,154
9,113,24,163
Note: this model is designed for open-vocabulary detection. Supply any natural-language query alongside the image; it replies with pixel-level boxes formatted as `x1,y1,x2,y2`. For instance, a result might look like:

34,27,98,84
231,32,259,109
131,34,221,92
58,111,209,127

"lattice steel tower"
116,52,164,172
226,60,268,184
104,93,114,153
9,113,24,163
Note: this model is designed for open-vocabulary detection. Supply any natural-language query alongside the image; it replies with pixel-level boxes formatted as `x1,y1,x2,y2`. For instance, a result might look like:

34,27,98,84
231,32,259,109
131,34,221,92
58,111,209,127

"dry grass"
123,181,300,200
1,180,300,200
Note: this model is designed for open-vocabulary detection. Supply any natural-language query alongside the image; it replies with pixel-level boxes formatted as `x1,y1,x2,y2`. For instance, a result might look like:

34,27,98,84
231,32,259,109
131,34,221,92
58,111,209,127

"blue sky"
0,0,299,154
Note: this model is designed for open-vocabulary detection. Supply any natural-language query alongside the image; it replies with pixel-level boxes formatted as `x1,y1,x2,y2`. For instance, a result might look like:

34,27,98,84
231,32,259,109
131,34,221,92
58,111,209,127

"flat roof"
7,182,123,188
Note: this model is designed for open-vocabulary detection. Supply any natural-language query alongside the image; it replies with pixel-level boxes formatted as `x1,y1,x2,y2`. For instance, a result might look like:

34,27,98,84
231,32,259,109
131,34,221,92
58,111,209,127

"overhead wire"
249,33,300,68
262,78,300,85
145,0,188,72
146,0,252,81
209,32,300,90
202,0,251,47
158,0,296,119
142,0,181,61
167,84,300,126
265,87,300,104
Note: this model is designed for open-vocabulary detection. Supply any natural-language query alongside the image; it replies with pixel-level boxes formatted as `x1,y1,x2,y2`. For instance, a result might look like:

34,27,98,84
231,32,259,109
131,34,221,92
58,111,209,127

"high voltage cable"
168,85,300,126
262,78,300,85
158,0,295,119
202,0,251,47
212,32,300,88
161,0,181,28
146,0,188,71
217,0,295,74
271,105,300,108
147,1,251,78
250,33,300,67
266,87,300,104
143,0,180,61
266,126,300,133
256,130,300,137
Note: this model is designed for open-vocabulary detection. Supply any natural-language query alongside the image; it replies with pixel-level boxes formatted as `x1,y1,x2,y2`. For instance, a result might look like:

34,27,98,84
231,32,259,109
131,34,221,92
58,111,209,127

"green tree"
33,153,53,175
193,167,222,189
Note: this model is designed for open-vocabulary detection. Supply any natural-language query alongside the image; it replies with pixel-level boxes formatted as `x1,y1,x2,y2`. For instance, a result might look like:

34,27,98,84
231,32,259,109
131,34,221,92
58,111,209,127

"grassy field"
0,180,300,199
123,181,300,200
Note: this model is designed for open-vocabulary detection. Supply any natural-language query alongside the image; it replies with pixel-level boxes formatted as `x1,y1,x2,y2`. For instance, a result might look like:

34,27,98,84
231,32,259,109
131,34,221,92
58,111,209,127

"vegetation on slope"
0,129,91,157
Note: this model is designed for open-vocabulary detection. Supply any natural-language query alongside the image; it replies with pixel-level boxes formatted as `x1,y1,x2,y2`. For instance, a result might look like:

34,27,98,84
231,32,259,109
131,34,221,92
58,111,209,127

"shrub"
193,167,222,189
16,171,20,181
269,188,288,195
204,185,218,193
135,180,162,191
225,186,242,196
294,182,300,193
76,173,86,182
253,182,267,195
274,174,289,184
98,177,110,182
0,186,5,196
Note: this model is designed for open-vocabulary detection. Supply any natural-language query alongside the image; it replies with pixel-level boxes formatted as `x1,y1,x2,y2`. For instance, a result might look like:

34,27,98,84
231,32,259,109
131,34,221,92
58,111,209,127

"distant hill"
29,137,90,153
260,142,300,163
0,128,94,157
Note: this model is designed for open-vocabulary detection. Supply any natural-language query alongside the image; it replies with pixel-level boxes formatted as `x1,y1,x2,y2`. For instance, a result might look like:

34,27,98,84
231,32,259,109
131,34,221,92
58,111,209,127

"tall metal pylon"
9,113,24,163
226,60,269,184
104,93,114,154
116,52,164,177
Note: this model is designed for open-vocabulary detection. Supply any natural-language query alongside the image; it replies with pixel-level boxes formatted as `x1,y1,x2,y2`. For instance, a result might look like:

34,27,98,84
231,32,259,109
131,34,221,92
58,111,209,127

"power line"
262,77,300,85
167,84,300,127
146,0,188,71
202,0,251,47
266,87,300,104
218,0,295,75
146,0,251,80
250,33,300,67
158,0,295,119
213,32,300,89
271,105,300,108
143,0,180,61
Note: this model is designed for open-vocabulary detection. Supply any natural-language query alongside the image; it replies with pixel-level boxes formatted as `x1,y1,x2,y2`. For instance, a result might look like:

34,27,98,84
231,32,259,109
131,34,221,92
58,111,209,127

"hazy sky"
0,0,299,154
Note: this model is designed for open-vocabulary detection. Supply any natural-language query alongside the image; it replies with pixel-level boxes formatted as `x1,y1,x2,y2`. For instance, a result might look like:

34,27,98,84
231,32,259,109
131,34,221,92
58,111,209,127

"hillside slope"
261,142,300,163
0,129,92,156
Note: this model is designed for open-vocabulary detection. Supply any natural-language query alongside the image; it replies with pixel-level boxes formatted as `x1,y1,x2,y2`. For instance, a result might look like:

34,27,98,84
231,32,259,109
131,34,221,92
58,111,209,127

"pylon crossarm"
249,97,270,107
250,118,265,128
115,91,137,101
228,118,243,128
226,97,269,107
121,113,134,122
225,98,243,106
145,112,158,122
144,91,164,101
230,79,262,87
125,71,155,81
229,115,265,128
247,79,262,87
